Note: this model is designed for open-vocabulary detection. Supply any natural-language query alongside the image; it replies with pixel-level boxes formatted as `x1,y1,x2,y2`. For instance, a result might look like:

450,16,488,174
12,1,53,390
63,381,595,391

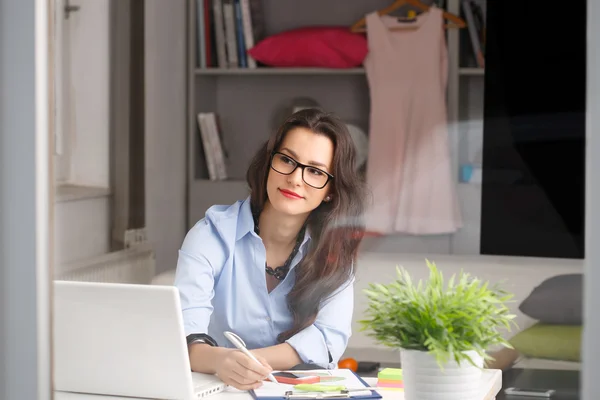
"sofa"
152,250,584,370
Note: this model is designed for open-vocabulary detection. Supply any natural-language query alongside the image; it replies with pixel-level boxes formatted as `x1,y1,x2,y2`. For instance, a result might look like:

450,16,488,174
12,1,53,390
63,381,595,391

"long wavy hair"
246,108,367,342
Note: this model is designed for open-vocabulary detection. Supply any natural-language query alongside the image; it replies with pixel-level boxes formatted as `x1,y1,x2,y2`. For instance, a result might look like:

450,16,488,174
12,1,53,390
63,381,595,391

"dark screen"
480,1,586,258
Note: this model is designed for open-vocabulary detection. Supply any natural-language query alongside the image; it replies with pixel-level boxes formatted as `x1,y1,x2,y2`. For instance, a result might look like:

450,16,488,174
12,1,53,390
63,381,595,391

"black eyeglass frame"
269,151,334,189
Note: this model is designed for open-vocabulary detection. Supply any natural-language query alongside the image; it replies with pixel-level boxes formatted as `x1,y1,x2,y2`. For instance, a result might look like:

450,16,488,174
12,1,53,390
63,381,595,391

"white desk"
53,387,252,400
54,370,502,400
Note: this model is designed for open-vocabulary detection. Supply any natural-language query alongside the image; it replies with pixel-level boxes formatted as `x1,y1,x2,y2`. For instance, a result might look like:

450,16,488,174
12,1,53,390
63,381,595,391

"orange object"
337,358,358,372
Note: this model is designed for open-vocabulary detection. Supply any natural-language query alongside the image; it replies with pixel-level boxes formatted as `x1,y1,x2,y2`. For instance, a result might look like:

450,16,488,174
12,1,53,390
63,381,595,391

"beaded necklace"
252,209,306,281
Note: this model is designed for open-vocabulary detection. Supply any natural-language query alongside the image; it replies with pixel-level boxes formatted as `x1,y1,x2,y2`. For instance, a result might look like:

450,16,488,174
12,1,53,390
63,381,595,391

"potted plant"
359,259,517,400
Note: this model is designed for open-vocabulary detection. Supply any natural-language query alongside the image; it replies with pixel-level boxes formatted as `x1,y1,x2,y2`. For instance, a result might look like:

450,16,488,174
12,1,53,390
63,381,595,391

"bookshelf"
186,0,486,254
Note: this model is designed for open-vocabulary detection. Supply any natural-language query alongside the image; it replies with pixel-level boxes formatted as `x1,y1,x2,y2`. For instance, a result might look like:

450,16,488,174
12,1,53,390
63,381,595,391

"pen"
224,331,279,385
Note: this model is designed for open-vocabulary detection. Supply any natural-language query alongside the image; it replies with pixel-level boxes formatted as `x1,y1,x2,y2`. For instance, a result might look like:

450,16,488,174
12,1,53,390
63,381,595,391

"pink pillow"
248,26,368,68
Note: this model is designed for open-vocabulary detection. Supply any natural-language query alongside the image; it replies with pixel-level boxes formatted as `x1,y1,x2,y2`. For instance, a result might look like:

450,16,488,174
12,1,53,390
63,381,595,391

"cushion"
519,273,582,324
247,26,368,68
509,323,582,362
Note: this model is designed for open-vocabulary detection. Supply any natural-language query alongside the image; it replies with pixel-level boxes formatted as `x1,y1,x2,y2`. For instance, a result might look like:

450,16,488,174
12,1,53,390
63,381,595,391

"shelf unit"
186,0,486,255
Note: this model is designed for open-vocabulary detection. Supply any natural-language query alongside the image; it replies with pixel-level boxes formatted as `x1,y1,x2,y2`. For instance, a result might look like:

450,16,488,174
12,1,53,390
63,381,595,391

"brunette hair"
246,108,367,342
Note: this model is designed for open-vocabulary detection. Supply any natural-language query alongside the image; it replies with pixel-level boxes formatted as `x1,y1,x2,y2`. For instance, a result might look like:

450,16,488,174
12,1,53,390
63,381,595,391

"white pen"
224,331,279,385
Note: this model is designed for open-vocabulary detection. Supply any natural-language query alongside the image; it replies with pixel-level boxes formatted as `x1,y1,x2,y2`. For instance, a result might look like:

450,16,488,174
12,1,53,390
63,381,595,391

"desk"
496,369,580,400
54,370,502,400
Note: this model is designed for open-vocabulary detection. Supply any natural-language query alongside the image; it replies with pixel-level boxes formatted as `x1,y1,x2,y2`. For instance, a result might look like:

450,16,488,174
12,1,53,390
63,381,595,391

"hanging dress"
363,7,462,235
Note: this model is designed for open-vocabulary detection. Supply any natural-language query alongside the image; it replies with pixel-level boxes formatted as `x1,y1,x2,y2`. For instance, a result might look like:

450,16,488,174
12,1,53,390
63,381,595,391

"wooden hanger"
350,0,466,33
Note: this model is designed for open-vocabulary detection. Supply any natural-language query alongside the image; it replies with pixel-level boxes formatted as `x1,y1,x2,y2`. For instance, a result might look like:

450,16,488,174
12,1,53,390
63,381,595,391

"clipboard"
250,369,382,400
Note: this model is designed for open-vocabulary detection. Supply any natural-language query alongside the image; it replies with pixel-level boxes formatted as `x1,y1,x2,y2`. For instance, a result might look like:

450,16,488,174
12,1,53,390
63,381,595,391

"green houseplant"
359,259,517,400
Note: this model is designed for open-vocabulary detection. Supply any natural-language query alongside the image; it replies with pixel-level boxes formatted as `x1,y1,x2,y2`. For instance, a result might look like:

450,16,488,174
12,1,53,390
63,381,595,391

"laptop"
53,280,227,400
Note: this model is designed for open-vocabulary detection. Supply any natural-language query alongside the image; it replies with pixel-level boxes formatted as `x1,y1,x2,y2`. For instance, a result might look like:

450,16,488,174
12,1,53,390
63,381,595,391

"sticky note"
377,381,404,388
294,384,345,392
377,368,403,381
377,379,403,385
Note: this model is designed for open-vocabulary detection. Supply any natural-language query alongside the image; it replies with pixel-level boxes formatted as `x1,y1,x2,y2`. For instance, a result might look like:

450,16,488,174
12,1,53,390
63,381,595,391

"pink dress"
363,7,462,235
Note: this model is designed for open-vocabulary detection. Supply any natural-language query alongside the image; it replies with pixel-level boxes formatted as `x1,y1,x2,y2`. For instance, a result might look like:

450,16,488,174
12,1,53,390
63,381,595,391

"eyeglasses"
270,152,334,189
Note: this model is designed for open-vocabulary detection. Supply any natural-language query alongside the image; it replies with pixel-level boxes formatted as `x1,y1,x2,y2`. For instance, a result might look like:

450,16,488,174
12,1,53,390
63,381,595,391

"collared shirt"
174,197,354,369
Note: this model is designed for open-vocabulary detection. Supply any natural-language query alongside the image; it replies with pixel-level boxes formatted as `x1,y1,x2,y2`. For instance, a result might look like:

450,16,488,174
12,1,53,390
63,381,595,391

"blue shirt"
174,197,354,369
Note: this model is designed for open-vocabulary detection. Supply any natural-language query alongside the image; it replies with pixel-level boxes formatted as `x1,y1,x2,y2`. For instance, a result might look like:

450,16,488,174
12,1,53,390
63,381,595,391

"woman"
174,108,367,391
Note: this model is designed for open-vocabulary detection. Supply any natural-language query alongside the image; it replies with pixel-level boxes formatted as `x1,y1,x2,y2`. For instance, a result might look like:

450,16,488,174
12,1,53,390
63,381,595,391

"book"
197,113,217,180
222,0,239,67
462,0,485,68
234,0,247,67
211,0,227,67
196,0,206,68
240,0,257,68
205,113,228,180
197,112,228,180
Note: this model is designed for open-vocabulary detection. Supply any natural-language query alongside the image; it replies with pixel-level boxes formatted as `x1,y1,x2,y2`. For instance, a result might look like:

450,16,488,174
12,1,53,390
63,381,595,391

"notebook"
251,369,382,400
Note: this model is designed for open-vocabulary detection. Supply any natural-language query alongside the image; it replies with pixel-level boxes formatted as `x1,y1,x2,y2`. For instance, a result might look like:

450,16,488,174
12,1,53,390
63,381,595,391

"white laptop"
53,280,227,400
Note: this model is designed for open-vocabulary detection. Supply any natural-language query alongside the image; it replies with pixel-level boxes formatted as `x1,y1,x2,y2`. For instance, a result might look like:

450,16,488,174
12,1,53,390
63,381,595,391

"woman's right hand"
214,348,274,391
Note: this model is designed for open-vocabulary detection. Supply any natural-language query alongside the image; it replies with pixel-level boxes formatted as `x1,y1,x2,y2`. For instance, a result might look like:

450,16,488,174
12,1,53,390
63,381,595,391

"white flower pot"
400,348,484,400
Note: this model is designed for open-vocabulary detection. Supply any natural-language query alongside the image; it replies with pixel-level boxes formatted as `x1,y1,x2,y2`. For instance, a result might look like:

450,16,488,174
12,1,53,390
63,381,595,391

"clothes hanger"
350,0,467,33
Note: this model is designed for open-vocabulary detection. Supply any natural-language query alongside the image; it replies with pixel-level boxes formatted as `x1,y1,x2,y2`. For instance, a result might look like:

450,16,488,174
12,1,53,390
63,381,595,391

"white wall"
53,0,112,274
145,0,188,275
69,0,110,187
54,190,111,275
54,0,110,188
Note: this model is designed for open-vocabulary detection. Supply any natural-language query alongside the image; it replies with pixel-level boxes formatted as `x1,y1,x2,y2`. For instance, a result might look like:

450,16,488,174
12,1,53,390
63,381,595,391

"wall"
144,0,187,274
68,0,111,187
54,187,111,275
53,0,112,274
54,0,110,188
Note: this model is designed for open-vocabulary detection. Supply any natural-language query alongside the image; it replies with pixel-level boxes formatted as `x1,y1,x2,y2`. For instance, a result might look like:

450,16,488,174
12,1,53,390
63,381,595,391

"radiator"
56,242,156,284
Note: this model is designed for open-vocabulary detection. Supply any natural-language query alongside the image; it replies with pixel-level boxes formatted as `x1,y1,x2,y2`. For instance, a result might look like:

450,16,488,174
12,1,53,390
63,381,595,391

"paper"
253,369,375,398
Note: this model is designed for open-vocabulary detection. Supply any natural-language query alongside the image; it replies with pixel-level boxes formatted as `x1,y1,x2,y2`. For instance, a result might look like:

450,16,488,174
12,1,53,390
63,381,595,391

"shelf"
197,67,485,76
55,184,111,203
195,67,366,75
196,67,485,77
193,178,246,183
459,68,485,76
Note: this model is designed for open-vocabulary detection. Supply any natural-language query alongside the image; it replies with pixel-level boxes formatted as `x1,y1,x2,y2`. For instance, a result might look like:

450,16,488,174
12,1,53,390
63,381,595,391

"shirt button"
265,317,271,321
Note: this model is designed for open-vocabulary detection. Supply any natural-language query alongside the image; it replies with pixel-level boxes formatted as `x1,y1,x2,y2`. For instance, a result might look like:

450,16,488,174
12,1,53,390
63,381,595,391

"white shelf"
195,67,366,75
459,67,485,76
55,184,111,203
197,67,485,76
